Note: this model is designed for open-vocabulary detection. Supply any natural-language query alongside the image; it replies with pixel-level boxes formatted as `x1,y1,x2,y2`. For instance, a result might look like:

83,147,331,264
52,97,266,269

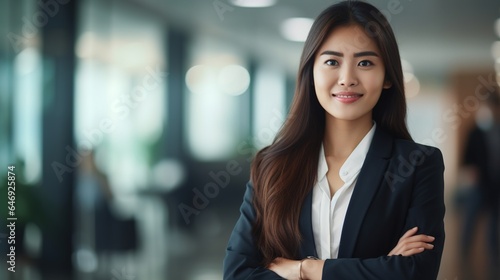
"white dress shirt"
312,123,376,259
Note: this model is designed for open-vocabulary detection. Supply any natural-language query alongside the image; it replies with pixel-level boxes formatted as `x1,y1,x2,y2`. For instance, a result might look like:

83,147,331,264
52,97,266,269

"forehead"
318,24,380,54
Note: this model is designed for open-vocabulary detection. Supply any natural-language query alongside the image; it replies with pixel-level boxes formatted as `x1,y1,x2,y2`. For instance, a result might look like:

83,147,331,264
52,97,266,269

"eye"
358,60,373,67
325,59,339,66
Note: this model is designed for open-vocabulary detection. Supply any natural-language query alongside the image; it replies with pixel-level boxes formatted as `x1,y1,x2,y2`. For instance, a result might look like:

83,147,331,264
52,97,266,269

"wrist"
301,258,325,280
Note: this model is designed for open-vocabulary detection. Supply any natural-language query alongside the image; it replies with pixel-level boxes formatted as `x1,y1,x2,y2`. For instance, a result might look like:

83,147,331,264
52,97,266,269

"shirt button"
342,171,348,176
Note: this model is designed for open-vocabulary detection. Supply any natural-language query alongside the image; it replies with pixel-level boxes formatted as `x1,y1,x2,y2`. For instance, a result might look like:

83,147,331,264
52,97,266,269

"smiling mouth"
332,93,364,98
331,92,363,104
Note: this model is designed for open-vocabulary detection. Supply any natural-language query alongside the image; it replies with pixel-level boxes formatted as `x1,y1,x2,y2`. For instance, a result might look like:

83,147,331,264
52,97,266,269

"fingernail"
428,236,435,240
413,227,418,230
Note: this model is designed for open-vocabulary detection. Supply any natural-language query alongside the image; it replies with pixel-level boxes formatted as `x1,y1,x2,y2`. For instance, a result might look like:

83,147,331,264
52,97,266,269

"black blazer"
223,127,446,280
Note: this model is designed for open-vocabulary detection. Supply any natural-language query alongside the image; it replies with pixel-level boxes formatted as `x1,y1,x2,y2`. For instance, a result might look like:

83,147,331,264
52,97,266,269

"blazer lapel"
337,127,393,258
298,189,318,258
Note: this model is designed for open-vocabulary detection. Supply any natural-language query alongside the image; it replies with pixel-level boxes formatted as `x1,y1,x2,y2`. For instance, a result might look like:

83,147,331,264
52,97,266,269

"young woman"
223,1,445,279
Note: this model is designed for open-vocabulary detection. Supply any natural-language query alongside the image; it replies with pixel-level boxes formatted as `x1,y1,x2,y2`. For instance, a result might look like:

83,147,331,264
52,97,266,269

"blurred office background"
0,0,500,279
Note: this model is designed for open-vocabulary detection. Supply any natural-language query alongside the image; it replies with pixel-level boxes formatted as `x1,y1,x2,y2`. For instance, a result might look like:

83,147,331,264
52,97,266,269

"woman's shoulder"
391,138,443,163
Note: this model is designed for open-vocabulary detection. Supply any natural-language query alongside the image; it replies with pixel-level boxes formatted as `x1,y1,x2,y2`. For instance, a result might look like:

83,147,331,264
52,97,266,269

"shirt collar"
317,122,377,182
317,144,328,181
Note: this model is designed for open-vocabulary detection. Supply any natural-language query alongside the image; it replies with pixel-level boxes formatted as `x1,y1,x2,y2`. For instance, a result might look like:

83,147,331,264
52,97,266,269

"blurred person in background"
460,90,500,280
74,149,114,278
223,1,445,279
75,149,138,279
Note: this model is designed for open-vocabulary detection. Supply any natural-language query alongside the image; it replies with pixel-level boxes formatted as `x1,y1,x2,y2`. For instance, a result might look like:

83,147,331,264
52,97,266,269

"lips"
332,92,363,104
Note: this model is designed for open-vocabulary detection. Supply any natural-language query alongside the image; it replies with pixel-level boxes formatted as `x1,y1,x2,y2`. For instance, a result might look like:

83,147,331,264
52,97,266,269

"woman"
223,1,445,279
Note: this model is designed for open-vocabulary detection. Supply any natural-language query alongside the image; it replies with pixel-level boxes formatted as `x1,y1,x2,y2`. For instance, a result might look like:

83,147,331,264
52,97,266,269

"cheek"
313,68,333,90
312,67,320,87
361,72,385,91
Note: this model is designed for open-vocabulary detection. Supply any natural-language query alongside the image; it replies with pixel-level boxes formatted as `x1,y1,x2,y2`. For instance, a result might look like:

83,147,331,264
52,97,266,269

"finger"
389,245,423,256
401,247,425,257
396,243,434,255
399,227,418,240
401,234,435,244
393,235,430,252
400,241,434,251
391,241,434,256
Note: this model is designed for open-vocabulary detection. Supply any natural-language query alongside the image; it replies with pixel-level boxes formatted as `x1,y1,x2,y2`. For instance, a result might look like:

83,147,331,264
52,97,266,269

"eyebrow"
319,50,379,57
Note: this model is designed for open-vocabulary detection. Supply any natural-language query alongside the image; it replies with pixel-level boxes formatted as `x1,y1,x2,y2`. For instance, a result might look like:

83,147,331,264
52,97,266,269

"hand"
267,257,301,280
388,227,435,256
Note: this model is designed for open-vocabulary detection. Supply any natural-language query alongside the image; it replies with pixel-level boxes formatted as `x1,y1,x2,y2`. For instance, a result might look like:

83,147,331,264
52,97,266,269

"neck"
323,114,373,158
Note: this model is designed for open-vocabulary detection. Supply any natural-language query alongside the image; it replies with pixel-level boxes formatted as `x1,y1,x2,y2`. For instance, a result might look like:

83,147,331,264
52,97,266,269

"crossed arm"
268,226,436,279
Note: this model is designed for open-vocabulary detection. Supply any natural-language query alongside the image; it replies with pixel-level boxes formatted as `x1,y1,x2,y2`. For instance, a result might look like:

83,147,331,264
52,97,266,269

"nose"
338,65,358,87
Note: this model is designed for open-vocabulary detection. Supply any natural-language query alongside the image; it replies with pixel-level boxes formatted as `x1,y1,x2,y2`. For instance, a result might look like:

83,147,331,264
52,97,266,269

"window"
185,34,250,160
252,63,286,149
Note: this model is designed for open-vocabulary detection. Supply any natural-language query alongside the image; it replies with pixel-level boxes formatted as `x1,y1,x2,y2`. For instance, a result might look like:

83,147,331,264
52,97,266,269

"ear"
383,79,392,89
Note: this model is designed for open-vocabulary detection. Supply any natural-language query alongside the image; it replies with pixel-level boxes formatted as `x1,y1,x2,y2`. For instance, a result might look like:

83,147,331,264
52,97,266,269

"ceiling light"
229,0,277,8
185,65,215,94
280,17,314,42
217,64,250,96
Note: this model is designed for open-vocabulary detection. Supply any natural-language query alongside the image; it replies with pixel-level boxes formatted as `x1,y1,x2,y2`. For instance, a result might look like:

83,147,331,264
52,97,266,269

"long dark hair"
251,0,412,265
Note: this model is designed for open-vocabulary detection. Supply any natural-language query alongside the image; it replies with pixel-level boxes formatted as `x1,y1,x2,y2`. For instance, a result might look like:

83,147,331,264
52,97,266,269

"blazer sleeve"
322,147,446,280
223,182,283,280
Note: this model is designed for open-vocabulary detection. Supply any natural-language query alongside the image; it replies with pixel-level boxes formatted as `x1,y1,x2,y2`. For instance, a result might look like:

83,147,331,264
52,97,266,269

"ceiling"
135,0,500,82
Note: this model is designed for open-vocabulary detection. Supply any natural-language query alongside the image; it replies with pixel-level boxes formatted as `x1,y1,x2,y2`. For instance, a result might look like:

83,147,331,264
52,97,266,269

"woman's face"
313,24,391,122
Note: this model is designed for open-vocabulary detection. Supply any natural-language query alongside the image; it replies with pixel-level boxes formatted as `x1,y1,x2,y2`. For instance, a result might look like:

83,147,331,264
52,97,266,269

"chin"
327,111,371,122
